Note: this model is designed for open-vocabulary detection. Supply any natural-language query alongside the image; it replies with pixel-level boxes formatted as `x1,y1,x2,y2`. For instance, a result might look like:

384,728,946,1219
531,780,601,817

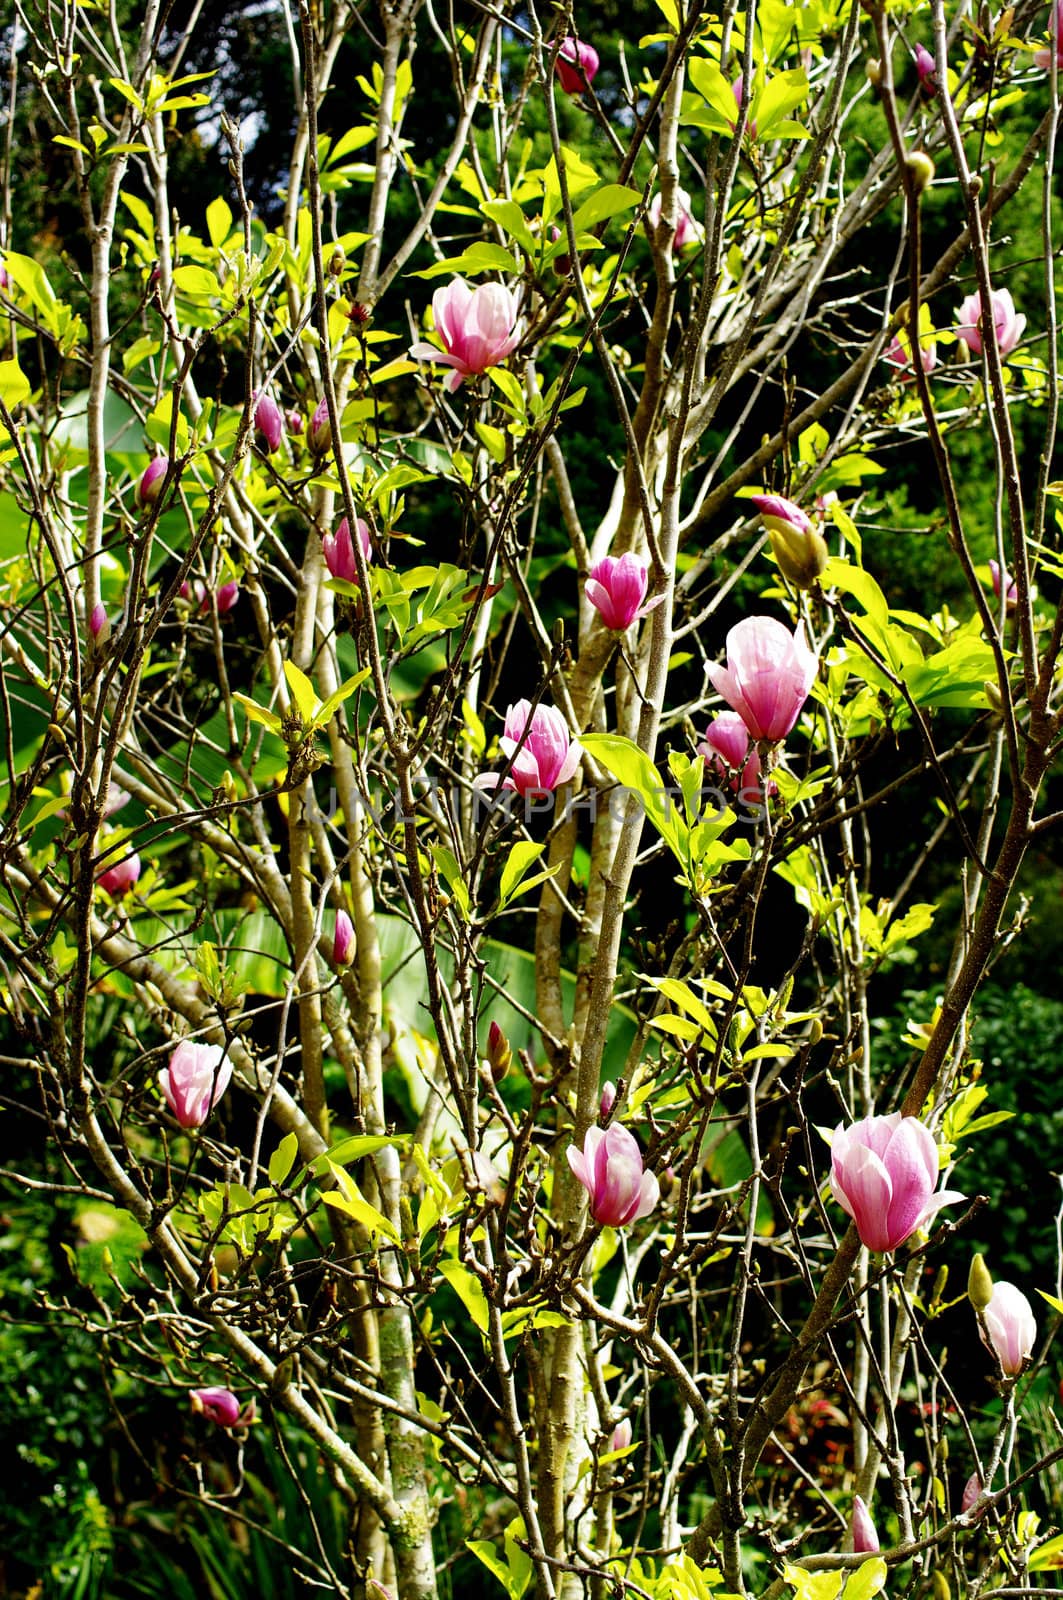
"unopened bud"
328,248,345,277
486,1021,511,1082
88,601,110,650
808,1017,823,1045
906,151,936,194
599,1080,617,1120
866,58,883,86
984,679,1004,716
961,1472,984,1514
932,1572,951,1600
968,1253,994,1312
769,524,829,589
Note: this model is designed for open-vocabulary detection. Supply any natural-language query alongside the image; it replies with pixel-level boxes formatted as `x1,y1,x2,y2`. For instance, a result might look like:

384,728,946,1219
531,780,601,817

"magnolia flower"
980,1281,1036,1376
961,1473,985,1514
1035,0,1063,68
609,1417,632,1453
410,278,521,392
989,558,1018,608
137,456,169,508
599,1080,617,1120
253,392,284,453
478,700,581,797
555,37,600,95
585,553,660,631
567,1123,659,1226
190,1387,254,1428
749,494,828,588
647,189,701,251
914,42,939,94
308,396,332,454
884,331,939,380
159,1041,232,1129
286,407,305,436
830,1112,965,1253
955,287,1027,358
707,617,819,743
333,909,355,966
88,602,110,649
181,578,240,616
699,711,772,799
485,1021,511,1082
851,1496,880,1554
322,516,372,584
96,851,141,897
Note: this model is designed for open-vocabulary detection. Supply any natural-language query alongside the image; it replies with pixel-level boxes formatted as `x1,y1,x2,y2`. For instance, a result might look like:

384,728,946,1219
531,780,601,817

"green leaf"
310,1134,407,1176
843,1558,888,1600
314,667,371,727
283,660,318,723
0,358,30,409
1036,1288,1063,1316
321,1161,401,1244
755,67,809,138
2,252,59,326
499,841,544,906
172,264,220,299
232,692,283,734
475,422,507,463
206,196,234,249
488,367,526,414
571,183,643,231
581,732,688,868
481,199,537,253
122,335,161,373
439,1258,490,1333
412,243,517,279
268,1131,299,1188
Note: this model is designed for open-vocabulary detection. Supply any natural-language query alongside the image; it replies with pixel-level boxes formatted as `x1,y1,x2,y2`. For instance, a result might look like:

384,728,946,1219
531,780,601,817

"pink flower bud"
707,617,819,744
476,700,582,798
333,908,355,966
88,602,110,649
410,278,521,393
954,287,1026,358
980,1281,1036,1376
286,408,305,435
0,257,8,291
190,1387,242,1427
883,332,939,380
322,517,372,584
989,559,1018,608
137,456,169,508
253,392,284,453
555,37,600,95
308,396,332,454
159,1040,232,1129
699,711,774,800
486,1021,512,1082
914,42,939,94
647,189,701,251
599,1080,617,1120
183,578,240,615
567,1124,659,1227
731,73,758,138
851,1495,880,1553
585,553,659,631
96,851,141,897
214,580,240,615
609,1417,632,1453
830,1112,965,1253
749,494,828,589
961,1472,984,1514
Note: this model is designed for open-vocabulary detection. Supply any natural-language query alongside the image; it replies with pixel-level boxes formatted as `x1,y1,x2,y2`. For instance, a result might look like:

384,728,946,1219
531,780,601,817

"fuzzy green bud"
968,1253,994,1312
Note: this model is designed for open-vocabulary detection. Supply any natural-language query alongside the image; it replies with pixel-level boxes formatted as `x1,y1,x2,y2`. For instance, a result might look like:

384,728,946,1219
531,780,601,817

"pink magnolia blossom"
1035,0,1063,68
749,494,813,538
181,579,240,616
851,1496,880,1554
585,553,659,631
486,1021,511,1081
479,700,581,797
88,602,110,649
96,851,141,897
980,1281,1036,1375
410,278,521,392
286,407,305,436
308,396,332,454
137,456,169,508
955,286,1027,358
707,617,818,743
699,711,773,800
333,909,355,966
962,1472,985,1514
555,37,600,95
159,1040,232,1129
830,1112,965,1253
253,392,284,453
884,331,939,379
599,1080,617,1120
190,1387,252,1428
989,558,1018,608
647,189,701,251
567,1123,659,1227
914,42,939,94
322,516,372,583
609,1417,632,1453
0,257,8,291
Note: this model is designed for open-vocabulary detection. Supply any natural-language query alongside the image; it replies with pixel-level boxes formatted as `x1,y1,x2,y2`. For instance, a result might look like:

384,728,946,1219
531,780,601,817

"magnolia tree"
3,0,1063,1593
